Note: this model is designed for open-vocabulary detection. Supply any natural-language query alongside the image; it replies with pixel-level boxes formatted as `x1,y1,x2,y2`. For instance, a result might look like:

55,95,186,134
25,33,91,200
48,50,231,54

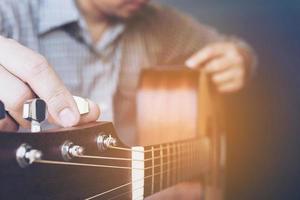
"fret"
159,145,163,191
188,142,191,180
194,141,198,177
193,141,199,177
184,142,188,181
194,141,197,172
138,139,206,199
187,142,190,180
188,142,191,179
167,144,171,187
197,140,201,173
180,143,183,181
193,142,195,177
180,143,184,181
180,142,184,181
173,143,177,184
190,141,193,179
170,143,173,184
199,141,202,174
151,146,155,195
194,142,197,176
197,140,202,176
177,143,181,183
190,142,193,178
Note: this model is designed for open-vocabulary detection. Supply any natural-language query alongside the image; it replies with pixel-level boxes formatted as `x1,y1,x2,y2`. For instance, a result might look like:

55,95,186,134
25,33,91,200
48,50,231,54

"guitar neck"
131,138,210,199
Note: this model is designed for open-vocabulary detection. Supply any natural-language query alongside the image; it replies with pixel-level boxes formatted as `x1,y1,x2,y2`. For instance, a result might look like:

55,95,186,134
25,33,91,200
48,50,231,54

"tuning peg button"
0,101,5,120
23,99,46,132
73,96,89,115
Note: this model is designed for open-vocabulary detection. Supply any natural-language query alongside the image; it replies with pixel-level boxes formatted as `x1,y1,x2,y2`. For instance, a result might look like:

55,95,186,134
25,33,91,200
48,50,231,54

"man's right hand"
0,36,100,131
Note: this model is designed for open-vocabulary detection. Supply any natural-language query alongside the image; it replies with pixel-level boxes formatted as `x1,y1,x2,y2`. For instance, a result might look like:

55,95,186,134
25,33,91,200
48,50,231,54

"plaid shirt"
0,0,254,145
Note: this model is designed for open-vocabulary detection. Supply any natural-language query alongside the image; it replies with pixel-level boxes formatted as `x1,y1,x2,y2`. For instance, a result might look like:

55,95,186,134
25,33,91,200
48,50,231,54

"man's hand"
0,36,100,131
186,42,251,93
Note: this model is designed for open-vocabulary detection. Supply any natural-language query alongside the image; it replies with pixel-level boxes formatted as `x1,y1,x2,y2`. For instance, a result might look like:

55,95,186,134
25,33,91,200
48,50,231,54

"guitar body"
0,68,224,200
137,68,225,200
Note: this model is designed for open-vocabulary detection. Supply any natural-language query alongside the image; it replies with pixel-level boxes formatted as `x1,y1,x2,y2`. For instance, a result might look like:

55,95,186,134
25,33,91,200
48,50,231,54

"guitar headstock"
0,122,135,199
0,98,134,199
7,122,127,166
0,96,130,166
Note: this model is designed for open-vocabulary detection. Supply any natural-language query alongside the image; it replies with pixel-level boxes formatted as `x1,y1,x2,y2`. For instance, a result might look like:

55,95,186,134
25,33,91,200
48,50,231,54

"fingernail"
59,108,77,127
185,59,196,68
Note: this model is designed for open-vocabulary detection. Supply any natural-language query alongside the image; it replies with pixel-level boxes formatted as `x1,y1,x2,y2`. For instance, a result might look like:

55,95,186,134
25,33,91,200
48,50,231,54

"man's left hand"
186,42,250,93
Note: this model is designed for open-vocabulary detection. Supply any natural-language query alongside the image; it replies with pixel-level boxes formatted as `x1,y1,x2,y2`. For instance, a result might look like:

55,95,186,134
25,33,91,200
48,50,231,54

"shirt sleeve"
0,0,17,38
0,1,7,36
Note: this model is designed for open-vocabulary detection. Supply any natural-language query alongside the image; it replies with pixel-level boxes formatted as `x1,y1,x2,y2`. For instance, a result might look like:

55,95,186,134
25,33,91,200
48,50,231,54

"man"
0,0,255,199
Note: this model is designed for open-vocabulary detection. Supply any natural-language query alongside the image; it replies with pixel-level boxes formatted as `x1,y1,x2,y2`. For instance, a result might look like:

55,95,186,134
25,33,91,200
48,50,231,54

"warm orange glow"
136,69,200,145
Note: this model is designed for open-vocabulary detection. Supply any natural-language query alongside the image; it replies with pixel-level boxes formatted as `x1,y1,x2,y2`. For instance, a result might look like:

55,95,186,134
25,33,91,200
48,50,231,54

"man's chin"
110,10,141,21
119,3,148,19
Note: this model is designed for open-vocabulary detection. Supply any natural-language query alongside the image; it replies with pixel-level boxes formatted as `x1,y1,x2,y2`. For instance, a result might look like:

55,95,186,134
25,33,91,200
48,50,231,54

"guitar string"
75,140,202,163
32,142,200,199
84,179,132,200
75,149,191,162
85,151,195,200
85,165,178,200
109,140,201,153
105,185,144,200
85,162,193,200
107,185,151,200
33,153,194,200
101,146,198,200
34,160,137,170
76,155,140,161
33,150,193,171
110,154,198,200
107,186,148,200
34,143,199,174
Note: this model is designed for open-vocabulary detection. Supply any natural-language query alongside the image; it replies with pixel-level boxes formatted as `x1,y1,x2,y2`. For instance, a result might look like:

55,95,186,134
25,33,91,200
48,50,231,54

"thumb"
185,46,216,68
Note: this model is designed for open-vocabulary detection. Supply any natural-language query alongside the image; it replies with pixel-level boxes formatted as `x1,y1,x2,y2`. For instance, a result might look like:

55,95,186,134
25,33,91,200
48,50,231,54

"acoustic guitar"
0,68,224,200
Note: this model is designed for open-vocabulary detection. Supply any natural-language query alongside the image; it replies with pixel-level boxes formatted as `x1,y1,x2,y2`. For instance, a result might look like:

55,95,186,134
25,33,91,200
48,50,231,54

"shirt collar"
78,17,125,53
38,0,80,35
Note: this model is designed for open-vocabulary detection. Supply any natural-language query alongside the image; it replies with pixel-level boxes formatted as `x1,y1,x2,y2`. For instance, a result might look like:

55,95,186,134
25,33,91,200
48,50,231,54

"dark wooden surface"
0,122,132,200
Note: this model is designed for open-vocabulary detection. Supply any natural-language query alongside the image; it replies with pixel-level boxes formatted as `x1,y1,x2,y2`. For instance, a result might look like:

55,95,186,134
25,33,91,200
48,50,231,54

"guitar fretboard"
131,138,210,199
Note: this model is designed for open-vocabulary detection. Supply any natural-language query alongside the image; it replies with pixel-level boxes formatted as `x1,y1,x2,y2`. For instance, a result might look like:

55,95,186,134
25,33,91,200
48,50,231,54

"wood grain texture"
136,68,213,145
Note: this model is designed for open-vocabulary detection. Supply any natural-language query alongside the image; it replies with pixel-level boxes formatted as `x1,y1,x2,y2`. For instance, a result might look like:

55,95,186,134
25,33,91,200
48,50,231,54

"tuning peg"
16,143,43,168
23,99,46,132
0,101,5,120
61,141,85,161
73,96,89,115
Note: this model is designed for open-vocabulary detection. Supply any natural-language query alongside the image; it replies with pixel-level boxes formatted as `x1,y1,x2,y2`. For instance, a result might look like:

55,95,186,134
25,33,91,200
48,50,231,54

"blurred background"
156,0,300,199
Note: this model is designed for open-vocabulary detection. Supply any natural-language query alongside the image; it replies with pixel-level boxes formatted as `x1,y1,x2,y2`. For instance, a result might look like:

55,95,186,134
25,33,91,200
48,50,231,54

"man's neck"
76,0,110,43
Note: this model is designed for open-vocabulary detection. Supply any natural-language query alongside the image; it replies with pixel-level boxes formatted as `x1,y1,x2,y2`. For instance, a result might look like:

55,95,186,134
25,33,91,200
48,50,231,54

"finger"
0,37,80,127
204,57,233,73
217,80,243,93
47,99,101,126
185,45,222,68
0,114,18,132
0,65,33,128
211,67,243,84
